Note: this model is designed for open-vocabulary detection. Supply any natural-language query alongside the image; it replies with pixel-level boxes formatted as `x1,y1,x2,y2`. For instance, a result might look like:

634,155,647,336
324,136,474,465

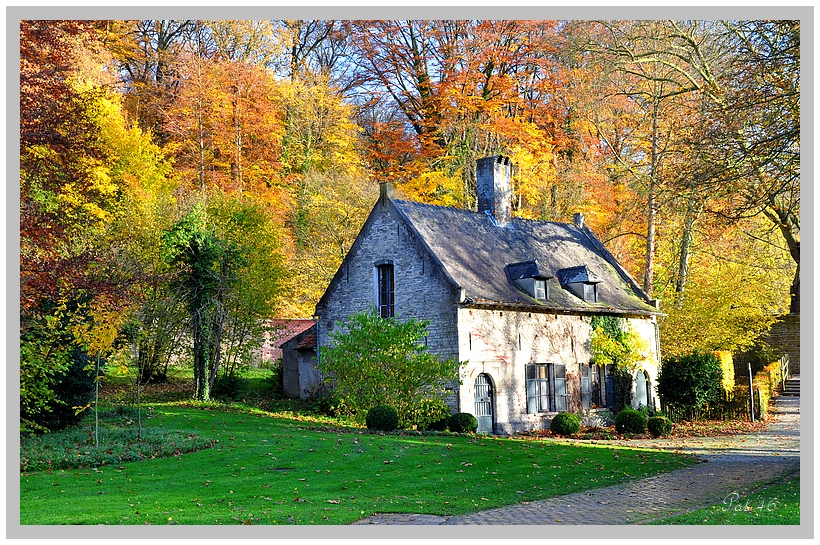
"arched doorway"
474,373,494,433
635,369,651,408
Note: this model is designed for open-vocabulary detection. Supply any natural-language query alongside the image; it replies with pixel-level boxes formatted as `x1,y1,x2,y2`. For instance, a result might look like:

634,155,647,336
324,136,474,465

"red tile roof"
262,319,315,361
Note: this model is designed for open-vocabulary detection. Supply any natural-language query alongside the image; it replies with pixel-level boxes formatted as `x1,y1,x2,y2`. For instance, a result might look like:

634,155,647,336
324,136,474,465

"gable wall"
457,308,660,434
315,202,462,403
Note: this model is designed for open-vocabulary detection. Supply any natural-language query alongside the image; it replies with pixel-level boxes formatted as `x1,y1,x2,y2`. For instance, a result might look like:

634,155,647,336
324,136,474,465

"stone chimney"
379,182,394,207
476,155,512,227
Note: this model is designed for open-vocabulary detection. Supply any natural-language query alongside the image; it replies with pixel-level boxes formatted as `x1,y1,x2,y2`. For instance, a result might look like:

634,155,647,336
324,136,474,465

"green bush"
657,351,724,411
315,394,347,418
264,360,284,395
365,405,399,432
30,349,97,433
212,372,243,401
448,412,478,433
426,416,450,431
647,416,673,437
404,396,451,431
615,408,647,434
549,412,581,436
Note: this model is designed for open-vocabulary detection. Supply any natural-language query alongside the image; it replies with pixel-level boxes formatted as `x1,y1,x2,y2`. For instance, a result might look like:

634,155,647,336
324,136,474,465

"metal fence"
660,354,790,423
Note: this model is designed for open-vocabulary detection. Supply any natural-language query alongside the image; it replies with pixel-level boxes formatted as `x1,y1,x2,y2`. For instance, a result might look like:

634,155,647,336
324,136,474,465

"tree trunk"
643,96,660,297
675,196,704,308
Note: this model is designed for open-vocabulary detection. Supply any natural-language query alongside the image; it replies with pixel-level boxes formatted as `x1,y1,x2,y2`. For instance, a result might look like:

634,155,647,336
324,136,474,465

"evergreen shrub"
366,405,399,432
549,412,581,436
657,351,723,411
615,408,647,434
647,416,673,437
448,412,478,433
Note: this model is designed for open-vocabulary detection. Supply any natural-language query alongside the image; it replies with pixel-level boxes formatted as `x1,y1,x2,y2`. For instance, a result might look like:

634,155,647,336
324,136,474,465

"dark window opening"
377,264,394,318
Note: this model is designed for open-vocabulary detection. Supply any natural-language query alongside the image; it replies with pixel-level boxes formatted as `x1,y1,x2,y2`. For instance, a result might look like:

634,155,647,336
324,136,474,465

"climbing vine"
589,315,653,412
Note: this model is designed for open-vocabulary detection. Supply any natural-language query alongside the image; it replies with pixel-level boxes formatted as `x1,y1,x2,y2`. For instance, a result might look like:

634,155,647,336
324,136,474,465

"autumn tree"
346,20,572,212
107,19,194,141
163,195,285,400
20,20,173,430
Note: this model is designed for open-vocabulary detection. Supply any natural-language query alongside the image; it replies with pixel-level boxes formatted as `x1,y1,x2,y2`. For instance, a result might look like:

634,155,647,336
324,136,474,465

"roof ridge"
394,199,572,228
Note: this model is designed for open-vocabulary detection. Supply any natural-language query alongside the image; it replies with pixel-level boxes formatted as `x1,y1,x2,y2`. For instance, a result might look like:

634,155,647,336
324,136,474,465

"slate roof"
505,260,551,281
557,265,603,285
391,199,659,316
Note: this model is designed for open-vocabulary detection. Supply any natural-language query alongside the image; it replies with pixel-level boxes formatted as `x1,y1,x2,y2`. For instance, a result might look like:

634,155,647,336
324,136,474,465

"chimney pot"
476,155,512,227
574,212,585,228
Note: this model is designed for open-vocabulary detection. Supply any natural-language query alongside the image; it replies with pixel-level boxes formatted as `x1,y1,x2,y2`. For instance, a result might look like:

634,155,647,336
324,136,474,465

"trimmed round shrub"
647,416,673,438
448,412,478,433
549,412,581,436
404,396,451,431
615,408,647,434
366,405,399,432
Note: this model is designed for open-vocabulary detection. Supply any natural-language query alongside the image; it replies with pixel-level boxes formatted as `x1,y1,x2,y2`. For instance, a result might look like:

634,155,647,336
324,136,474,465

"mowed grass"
648,473,800,525
20,403,696,525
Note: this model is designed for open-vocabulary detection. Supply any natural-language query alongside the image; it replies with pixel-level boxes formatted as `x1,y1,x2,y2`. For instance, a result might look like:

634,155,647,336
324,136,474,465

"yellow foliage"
714,350,735,392
402,169,464,207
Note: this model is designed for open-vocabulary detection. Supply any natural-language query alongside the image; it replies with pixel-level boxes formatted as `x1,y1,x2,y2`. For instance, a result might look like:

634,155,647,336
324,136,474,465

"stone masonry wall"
457,308,660,434
766,314,801,375
314,200,462,406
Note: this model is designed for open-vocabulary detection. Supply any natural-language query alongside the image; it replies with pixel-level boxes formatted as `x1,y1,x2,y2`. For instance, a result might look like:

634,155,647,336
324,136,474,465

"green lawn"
20,403,696,525
647,474,800,525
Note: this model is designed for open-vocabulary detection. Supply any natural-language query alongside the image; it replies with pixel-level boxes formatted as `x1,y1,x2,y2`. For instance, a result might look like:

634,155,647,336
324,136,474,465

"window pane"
580,364,591,409
377,264,394,318
526,379,537,414
534,280,546,299
554,364,567,411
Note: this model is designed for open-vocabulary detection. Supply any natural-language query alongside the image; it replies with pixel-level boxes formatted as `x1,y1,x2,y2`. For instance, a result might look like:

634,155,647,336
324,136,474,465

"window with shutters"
526,363,568,413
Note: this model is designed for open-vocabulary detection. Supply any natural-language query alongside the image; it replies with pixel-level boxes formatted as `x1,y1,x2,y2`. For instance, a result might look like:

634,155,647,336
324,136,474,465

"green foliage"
318,308,461,424
637,404,656,417
163,196,285,400
211,372,244,402
404,396,451,431
647,416,673,437
264,361,284,396
20,423,216,472
365,405,399,432
426,416,450,432
615,408,647,434
314,393,347,418
448,412,478,433
589,315,652,373
613,367,635,414
549,412,581,436
657,351,724,411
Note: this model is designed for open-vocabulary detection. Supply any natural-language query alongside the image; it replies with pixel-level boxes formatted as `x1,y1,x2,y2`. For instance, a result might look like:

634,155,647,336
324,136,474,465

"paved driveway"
353,396,800,525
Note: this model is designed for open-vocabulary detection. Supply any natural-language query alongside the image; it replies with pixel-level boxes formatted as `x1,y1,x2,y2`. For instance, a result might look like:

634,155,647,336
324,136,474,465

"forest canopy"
19,18,798,425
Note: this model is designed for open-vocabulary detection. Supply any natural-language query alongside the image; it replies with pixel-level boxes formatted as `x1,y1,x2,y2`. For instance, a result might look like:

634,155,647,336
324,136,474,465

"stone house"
314,156,662,434
278,324,319,399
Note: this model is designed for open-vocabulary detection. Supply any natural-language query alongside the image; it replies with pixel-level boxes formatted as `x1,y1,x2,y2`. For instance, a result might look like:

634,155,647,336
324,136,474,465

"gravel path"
353,394,800,525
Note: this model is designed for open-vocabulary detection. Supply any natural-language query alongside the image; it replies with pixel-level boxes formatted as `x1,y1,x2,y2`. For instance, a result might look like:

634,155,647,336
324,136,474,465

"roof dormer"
557,265,602,303
505,260,551,301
